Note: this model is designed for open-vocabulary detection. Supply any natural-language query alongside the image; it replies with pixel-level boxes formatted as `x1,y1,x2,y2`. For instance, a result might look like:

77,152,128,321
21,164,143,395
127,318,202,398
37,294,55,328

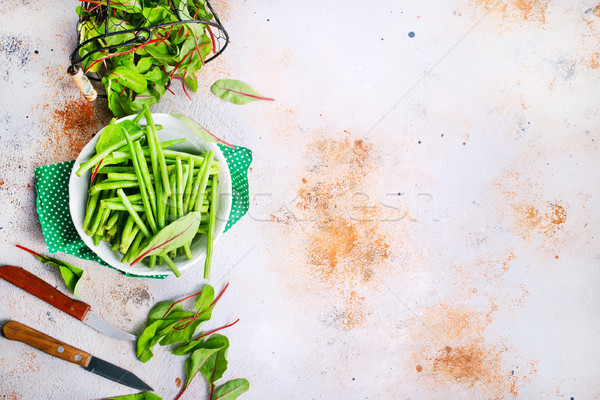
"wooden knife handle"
3,320,92,367
0,265,90,321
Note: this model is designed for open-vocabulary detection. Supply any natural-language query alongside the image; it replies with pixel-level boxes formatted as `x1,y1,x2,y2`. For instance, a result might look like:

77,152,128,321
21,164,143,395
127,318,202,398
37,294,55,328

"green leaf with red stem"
211,378,250,400
15,245,84,297
171,113,234,148
211,79,275,105
131,211,202,265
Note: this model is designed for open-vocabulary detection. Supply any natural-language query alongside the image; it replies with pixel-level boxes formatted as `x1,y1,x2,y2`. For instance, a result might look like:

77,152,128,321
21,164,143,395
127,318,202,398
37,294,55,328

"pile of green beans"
76,106,220,278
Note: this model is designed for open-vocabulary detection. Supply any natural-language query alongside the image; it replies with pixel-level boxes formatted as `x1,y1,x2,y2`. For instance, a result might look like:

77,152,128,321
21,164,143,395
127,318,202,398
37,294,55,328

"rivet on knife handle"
3,320,92,367
0,265,91,321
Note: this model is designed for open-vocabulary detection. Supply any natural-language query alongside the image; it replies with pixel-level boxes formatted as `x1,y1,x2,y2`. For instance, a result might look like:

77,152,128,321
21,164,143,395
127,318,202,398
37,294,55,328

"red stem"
188,118,234,148
173,76,192,101
206,25,217,55
173,369,200,400
15,244,47,260
165,85,175,95
162,289,204,319
190,30,205,67
173,283,229,330
130,221,195,265
210,283,229,308
223,88,275,102
208,352,219,399
90,158,103,182
193,319,240,342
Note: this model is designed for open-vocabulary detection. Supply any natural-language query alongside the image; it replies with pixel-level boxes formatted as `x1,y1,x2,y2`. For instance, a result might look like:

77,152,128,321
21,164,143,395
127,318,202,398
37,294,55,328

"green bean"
161,255,181,277
97,166,135,174
168,169,177,222
120,215,134,251
123,230,145,263
176,158,185,218
106,172,138,181
117,189,151,239
135,140,157,217
144,105,171,197
102,200,145,212
120,224,139,255
76,130,145,176
163,149,207,165
104,193,143,204
204,174,218,279
105,213,119,231
190,151,214,212
183,158,194,212
123,129,157,234
89,180,138,195
146,126,165,229
112,138,187,159
82,191,101,232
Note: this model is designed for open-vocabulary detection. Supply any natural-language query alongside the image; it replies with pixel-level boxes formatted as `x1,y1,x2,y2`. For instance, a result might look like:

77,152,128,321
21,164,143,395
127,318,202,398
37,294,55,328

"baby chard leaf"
211,378,250,400
200,334,230,384
211,79,274,105
185,346,222,387
137,319,169,363
15,245,84,297
171,112,234,148
96,124,124,153
109,66,148,93
131,212,202,264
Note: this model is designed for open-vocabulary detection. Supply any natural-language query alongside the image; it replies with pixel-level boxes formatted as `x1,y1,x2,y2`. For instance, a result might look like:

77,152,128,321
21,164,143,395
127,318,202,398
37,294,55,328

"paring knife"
2,320,152,391
0,265,136,341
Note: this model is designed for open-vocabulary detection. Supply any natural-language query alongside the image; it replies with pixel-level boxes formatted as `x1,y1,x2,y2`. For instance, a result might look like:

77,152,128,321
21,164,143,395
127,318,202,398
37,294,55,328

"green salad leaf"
16,245,84,297
211,79,274,105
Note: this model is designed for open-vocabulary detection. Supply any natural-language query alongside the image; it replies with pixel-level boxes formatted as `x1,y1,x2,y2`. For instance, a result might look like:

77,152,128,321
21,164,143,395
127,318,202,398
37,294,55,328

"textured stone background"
1,0,600,399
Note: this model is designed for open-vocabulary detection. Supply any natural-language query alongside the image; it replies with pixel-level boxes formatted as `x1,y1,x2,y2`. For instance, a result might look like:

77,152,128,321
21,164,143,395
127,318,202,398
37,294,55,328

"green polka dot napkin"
34,144,252,278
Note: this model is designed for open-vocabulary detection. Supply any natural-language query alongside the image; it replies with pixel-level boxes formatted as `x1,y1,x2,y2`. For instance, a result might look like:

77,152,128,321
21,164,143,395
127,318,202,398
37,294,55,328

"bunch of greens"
16,245,84,297
132,284,248,400
75,0,219,117
76,106,220,278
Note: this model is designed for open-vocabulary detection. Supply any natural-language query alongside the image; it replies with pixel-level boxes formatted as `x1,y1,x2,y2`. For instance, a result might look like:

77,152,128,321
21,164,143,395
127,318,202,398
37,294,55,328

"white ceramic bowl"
69,113,232,277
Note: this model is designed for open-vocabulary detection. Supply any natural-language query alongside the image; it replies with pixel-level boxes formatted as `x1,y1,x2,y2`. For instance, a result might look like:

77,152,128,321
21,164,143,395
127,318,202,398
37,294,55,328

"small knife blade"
0,265,136,341
2,320,153,391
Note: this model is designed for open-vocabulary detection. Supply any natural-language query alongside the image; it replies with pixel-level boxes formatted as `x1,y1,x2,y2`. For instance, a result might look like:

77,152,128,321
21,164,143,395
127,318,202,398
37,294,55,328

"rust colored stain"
0,178,4,186
432,344,489,385
175,377,182,388
580,7,600,70
513,202,567,239
416,365,423,373
43,98,110,163
409,303,537,397
271,136,394,329
35,65,111,164
493,171,567,246
470,0,549,24
588,52,600,69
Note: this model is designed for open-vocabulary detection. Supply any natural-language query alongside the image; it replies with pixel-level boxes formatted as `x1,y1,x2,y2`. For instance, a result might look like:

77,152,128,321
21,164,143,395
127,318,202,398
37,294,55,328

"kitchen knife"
0,265,136,341
2,320,152,391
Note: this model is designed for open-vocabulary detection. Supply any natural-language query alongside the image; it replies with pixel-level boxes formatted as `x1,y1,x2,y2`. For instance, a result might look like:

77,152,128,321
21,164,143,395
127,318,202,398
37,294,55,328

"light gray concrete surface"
1,0,600,399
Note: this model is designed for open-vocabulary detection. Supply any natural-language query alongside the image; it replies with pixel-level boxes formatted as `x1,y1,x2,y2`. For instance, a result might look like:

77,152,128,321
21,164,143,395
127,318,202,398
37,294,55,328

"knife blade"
2,320,152,391
0,265,136,341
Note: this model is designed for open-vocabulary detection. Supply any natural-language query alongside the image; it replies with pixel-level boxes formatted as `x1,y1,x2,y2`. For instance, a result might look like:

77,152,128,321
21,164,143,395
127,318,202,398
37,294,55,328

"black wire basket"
68,0,229,116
